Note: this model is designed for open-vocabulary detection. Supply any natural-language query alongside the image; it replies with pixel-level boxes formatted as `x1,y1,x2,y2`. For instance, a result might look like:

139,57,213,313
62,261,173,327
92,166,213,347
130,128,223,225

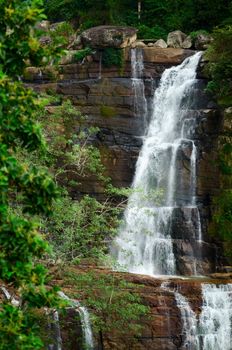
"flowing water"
131,48,148,131
111,51,202,276
57,292,94,350
173,283,232,350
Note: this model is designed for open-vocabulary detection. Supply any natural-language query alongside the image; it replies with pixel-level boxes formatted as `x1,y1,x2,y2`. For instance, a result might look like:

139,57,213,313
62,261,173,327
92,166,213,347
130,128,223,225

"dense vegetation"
0,0,62,348
44,0,232,38
206,27,232,252
0,0,148,349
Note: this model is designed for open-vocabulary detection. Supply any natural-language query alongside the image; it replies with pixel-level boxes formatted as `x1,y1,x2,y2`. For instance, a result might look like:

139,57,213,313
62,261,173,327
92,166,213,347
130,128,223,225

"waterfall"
131,48,148,132
111,52,202,276
199,284,232,350
174,291,200,350
57,292,94,350
48,311,63,350
174,283,232,350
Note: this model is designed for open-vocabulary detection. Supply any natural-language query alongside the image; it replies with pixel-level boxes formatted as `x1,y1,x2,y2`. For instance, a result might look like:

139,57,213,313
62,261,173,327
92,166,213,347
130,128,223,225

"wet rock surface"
53,266,232,350
25,48,227,273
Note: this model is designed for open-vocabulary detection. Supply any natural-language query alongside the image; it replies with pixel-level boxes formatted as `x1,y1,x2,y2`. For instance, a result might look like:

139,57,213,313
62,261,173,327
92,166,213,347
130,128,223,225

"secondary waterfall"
57,292,94,350
131,48,148,131
174,283,232,350
111,51,202,276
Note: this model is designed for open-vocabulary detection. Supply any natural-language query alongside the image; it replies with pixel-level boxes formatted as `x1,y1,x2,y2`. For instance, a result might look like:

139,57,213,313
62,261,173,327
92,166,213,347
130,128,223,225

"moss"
101,48,123,68
44,66,59,81
23,67,40,81
100,105,116,118
74,47,93,62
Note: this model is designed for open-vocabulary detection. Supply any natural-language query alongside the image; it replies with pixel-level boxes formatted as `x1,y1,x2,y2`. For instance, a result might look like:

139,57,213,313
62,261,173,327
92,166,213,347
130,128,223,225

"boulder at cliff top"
195,33,213,50
131,40,146,48
153,39,167,48
81,25,137,48
182,35,193,49
167,30,187,48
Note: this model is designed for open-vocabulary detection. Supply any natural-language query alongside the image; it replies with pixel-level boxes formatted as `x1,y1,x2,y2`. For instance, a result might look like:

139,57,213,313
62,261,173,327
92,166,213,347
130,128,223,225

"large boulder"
195,33,213,50
167,30,187,48
182,35,193,49
81,25,137,48
131,40,146,48
153,39,167,48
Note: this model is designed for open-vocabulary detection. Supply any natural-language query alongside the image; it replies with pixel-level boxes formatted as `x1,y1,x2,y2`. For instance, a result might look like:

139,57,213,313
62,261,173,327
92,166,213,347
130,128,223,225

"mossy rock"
100,105,116,118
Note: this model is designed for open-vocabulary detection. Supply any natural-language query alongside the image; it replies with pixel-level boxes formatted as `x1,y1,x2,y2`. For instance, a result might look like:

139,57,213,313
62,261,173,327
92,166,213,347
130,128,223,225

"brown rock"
131,40,147,48
141,48,194,64
182,35,193,49
60,50,79,65
167,30,187,48
195,33,213,50
81,25,137,48
153,39,167,48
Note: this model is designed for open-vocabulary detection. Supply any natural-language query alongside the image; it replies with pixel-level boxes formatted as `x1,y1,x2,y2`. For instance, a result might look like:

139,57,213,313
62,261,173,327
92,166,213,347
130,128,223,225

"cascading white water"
58,292,94,350
173,283,232,350
131,48,148,131
111,51,202,276
199,284,232,350
175,291,200,350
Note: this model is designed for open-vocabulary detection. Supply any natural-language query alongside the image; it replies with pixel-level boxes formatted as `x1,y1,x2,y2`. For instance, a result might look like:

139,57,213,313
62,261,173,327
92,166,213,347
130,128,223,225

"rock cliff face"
25,46,232,349
25,48,198,197
52,267,232,350
25,47,226,274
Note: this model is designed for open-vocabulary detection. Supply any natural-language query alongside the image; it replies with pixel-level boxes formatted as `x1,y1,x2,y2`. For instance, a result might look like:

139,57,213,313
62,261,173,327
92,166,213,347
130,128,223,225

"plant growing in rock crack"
206,26,232,257
16,97,130,264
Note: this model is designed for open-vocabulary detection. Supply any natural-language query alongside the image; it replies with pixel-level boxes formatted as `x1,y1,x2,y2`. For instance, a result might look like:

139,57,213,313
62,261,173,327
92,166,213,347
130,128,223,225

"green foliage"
64,270,149,342
101,48,123,68
206,29,232,251
0,0,62,348
0,306,43,349
44,0,78,21
49,21,75,49
74,47,93,62
137,24,167,40
36,99,106,182
46,193,122,262
189,30,209,40
210,137,232,249
100,105,116,118
141,0,231,34
211,190,232,241
19,98,125,263
0,0,45,77
45,0,135,26
45,0,232,38
205,26,232,106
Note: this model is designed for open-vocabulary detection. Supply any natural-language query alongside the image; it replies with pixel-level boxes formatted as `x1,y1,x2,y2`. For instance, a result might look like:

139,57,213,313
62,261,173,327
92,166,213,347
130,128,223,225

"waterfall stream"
50,292,94,350
174,284,232,350
131,48,148,131
112,51,202,276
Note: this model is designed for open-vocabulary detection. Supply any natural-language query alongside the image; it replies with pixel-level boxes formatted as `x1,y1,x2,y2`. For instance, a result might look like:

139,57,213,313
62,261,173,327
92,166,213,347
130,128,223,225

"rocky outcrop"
153,39,168,48
24,47,227,274
182,35,193,49
167,30,188,48
52,267,232,350
81,25,137,48
195,33,213,50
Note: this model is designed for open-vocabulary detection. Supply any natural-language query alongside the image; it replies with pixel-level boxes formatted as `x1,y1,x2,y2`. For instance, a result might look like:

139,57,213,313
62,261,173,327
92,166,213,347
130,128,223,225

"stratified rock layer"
25,47,227,274
55,266,232,350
